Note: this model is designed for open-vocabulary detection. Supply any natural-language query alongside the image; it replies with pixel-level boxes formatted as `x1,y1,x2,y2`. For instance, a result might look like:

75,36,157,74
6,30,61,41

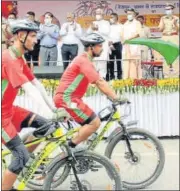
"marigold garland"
19,78,179,96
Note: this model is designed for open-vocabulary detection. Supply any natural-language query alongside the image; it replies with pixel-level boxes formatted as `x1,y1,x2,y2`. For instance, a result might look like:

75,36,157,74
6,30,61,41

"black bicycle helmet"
80,33,105,47
10,19,39,34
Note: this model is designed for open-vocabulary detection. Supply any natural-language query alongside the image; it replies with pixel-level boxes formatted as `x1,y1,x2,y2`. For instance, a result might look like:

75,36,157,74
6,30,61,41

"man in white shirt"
122,8,142,79
107,13,123,80
137,15,151,61
87,8,110,78
60,12,82,70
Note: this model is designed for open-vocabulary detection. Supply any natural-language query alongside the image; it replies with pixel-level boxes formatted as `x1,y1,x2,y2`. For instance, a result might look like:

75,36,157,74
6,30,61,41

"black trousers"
107,42,122,80
61,44,78,70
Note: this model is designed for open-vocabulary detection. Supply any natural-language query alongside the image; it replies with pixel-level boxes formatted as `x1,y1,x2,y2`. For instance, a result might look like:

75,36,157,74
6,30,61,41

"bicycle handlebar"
107,97,131,106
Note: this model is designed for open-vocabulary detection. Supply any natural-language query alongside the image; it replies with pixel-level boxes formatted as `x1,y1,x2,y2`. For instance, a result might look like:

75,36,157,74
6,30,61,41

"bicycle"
2,120,122,190
2,99,165,190
47,99,165,189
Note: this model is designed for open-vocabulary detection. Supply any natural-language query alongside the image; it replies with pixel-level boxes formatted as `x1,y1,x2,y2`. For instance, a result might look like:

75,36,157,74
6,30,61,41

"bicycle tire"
26,151,68,190
43,150,123,190
26,164,71,190
105,128,165,189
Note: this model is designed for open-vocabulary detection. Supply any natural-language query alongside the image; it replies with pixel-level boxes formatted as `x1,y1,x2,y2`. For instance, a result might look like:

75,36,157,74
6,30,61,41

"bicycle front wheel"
43,150,123,190
105,128,165,189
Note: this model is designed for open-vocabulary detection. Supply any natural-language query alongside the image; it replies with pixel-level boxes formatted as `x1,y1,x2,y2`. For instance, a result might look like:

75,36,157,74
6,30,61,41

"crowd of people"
2,2,179,79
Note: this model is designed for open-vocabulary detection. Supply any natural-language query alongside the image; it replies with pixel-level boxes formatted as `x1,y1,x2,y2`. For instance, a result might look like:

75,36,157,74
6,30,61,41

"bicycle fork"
120,122,136,161
65,145,84,190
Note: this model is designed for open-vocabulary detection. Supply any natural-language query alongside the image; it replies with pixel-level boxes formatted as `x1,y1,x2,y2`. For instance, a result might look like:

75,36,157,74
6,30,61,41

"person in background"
60,12,82,70
87,8,110,79
24,11,40,68
107,12,123,80
8,12,17,21
122,8,142,79
38,12,60,66
158,2,179,78
2,17,13,51
137,15,151,61
2,13,17,50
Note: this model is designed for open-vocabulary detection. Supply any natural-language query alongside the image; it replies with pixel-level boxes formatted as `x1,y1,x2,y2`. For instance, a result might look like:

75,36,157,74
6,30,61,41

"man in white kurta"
122,8,142,79
87,8,110,78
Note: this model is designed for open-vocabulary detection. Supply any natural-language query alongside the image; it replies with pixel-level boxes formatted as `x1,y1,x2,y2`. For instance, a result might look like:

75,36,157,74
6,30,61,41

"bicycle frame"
2,127,79,190
17,127,80,190
1,104,126,190
88,109,121,150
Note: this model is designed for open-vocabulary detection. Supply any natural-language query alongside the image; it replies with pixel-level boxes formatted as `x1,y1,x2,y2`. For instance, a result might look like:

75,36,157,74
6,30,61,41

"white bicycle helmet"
80,33,105,47
10,19,39,34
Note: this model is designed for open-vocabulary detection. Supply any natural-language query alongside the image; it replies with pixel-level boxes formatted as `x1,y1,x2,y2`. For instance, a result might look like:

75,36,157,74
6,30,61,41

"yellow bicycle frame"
88,110,120,150
2,127,79,190
2,109,120,190
17,127,80,190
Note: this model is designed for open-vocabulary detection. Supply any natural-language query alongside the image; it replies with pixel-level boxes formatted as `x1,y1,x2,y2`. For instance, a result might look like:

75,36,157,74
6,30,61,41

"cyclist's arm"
95,78,118,100
5,61,54,118
31,78,56,111
22,82,54,118
80,59,118,100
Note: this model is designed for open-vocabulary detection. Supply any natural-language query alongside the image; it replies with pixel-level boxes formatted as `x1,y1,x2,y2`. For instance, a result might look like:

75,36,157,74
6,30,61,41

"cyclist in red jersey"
2,20,69,191
54,33,119,149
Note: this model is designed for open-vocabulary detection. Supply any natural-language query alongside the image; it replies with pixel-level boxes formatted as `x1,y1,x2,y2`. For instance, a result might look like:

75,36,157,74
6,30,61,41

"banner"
2,1,18,18
73,0,179,17
114,1,179,15
77,14,179,29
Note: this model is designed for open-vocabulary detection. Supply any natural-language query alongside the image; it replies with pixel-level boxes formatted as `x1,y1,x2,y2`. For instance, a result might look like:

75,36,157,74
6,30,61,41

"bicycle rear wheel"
105,128,165,189
43,150,123,190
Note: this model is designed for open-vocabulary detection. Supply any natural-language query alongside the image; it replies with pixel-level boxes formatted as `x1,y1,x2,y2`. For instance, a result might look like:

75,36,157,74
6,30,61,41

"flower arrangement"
110,78,179,95
19,78,179,96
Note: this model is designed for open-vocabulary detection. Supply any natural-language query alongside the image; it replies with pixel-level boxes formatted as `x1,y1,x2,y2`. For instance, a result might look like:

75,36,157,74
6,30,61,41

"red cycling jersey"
54,53,100,100
2,48,35,143
54,53,100,125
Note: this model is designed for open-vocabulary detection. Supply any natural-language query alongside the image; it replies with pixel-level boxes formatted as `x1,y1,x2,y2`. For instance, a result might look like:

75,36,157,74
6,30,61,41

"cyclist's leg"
2,118,29,190
12,106,49,152
56,99,101,146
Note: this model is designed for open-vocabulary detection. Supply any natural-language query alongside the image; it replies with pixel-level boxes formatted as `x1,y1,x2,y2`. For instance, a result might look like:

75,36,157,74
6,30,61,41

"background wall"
17,1,179,24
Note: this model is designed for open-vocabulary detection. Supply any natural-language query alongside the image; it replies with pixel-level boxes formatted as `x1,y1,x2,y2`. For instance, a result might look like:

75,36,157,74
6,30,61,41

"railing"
29,58,179,79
